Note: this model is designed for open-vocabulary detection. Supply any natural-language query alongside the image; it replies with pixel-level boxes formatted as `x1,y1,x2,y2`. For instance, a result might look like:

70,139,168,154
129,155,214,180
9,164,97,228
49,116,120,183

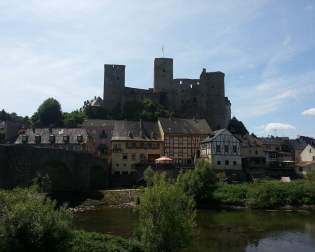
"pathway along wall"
0,145,109,192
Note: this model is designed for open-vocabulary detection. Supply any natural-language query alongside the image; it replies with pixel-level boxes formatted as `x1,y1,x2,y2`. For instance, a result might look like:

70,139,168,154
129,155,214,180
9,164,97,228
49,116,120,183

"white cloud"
263,123,295,132
302,108,315,116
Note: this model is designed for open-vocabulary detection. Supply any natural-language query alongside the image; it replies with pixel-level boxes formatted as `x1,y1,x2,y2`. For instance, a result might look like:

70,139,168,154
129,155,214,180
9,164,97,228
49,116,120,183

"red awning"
155,156,173,161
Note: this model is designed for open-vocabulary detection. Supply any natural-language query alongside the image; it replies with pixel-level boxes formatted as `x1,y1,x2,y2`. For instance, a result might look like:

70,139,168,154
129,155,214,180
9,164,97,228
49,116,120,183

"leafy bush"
143,166,154,187
64,231,142,252
246,181,288,208
213,184,248,206
177,159,217,201
211,180,315,209
0,186,72,252
137,174,196,252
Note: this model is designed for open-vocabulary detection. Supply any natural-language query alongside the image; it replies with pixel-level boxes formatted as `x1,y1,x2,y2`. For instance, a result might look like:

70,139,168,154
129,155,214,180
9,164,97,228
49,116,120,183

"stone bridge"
0,145,109,192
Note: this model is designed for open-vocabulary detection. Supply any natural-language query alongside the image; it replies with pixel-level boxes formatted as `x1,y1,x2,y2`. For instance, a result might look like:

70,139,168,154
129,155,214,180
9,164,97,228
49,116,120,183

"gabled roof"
112,120,162,142
82,119,115,128
158,117,211,135
201,129,238,143
15,128,88,144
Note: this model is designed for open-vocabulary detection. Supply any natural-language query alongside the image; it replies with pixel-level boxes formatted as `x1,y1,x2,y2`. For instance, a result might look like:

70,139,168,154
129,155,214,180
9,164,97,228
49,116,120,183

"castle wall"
103,58,231,130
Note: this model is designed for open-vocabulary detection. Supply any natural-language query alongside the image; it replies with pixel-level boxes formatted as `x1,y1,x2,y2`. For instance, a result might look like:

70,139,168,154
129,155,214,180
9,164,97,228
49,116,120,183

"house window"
225,160,229,166
233,161,237,166
116,163,119,167
35,135,41,144
255,150,258,155
77,135,83,143
310,148,312,153
140,153,145,161
313,156,315,161
132,154,136,161
224,145,229,153
22,135,29,144
100,130,107,139
49,135,55,144
216,144,221,153
217,161,221,165
63,135,69,144
233,145,237,153
122,153,128,160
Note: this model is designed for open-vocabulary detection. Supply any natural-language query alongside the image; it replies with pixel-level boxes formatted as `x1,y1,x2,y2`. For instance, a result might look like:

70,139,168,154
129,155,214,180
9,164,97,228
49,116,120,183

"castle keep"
102,58,231,130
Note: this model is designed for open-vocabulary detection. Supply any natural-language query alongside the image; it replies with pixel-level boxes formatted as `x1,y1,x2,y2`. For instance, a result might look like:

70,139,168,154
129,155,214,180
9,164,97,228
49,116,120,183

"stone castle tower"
102,58,231,130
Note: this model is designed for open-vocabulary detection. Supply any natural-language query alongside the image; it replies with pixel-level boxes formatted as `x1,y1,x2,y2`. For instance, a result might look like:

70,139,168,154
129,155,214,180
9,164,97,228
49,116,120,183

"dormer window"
100,130,107,139
63,135,70,144
22,135,28,144
49,135,55,144
35,135,41,144
77,135,83,143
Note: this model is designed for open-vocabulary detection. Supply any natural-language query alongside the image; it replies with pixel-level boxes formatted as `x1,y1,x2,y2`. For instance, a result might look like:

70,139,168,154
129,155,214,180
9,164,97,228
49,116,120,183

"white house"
200,129,242,170
295,144,315,176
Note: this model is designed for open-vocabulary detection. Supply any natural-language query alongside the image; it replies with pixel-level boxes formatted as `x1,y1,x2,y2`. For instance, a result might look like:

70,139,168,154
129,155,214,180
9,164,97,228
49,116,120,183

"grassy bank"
0,186,141,252
64,231,141,252
212,180,315,209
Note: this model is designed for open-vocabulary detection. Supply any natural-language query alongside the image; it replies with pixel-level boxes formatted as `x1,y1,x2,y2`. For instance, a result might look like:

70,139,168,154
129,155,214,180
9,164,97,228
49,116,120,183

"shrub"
0,186,72,252
143,166,154,187
64,231,142,252
246,181,288,208
213,184,248,206
177,159,217,201
137,174,196,252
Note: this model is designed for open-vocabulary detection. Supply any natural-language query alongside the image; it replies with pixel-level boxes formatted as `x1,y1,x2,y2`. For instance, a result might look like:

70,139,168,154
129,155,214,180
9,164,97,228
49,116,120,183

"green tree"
143,166,155,186
137,174,196,252
0,186,72,252
177,159,217,202
63,110,86,128
32,98,63,127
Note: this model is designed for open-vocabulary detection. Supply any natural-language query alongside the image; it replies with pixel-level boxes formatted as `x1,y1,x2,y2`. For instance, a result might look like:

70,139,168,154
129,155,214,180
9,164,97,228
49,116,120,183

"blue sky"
0,0,314,137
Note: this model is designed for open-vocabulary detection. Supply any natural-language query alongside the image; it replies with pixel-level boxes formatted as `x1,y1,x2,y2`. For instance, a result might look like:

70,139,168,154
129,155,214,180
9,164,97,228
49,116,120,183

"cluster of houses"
1,116,311,183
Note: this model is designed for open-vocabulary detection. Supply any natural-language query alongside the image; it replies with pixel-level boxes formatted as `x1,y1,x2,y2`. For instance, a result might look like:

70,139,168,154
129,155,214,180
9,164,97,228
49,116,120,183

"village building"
82,119,115,159
200,129,242,171
111,120,163,174
158,117,211,167
0,120,22,144
259,136,293,167
290,139,315,176
15,128,90,152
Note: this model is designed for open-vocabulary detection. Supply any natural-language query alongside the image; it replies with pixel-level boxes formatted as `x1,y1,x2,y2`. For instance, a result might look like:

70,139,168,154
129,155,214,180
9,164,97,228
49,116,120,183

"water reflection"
73,208,315,252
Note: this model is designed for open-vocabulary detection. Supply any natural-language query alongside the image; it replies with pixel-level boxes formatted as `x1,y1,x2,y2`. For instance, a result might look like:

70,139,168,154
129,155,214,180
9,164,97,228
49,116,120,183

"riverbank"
67,179,315,212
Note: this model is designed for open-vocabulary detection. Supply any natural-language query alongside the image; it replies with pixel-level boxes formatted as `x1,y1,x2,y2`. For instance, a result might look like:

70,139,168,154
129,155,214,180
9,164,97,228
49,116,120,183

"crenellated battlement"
102,57,231,130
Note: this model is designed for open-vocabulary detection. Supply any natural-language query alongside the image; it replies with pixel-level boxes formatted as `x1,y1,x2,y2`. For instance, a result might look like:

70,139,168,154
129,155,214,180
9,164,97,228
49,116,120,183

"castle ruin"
102,58,231,130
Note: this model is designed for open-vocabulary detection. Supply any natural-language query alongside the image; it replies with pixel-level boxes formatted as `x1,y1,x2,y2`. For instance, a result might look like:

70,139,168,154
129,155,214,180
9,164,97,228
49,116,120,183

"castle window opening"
162,68,166,73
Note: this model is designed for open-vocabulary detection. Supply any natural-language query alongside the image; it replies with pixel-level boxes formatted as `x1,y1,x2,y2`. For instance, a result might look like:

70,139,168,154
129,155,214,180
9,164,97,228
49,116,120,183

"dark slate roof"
15,128,88,144
289,139,308,151
158,117,211,135
82,120,115,128
201,129,239,143
112,120,162,141
239,134,263,147
298,136,315,148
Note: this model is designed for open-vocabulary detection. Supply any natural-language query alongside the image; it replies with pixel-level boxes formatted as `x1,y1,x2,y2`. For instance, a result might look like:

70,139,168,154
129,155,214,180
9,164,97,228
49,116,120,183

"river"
73,208,315,252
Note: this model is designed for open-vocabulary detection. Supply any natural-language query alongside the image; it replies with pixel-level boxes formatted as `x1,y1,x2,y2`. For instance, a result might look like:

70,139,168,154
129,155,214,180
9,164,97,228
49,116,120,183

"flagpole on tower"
162,45,165,57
